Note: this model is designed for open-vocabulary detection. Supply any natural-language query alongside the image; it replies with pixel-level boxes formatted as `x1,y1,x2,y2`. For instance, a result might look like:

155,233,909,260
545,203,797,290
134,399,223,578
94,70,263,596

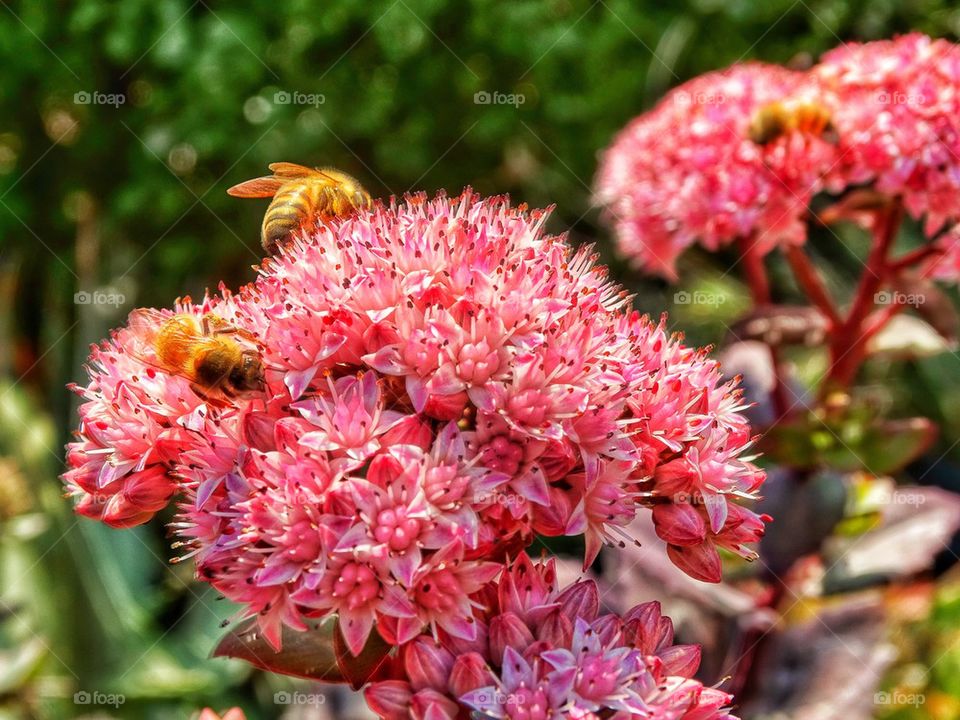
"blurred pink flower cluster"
816,34,960,236
64,191,763,716
596,33,960,277
366,554,736,720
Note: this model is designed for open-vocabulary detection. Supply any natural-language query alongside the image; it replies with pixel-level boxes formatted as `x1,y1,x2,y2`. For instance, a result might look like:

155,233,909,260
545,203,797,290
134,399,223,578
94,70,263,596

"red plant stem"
737,237,791,419
783,244,842,326
888,243,944,275
739,236,771,305
859,302,908,345
826,203,904,389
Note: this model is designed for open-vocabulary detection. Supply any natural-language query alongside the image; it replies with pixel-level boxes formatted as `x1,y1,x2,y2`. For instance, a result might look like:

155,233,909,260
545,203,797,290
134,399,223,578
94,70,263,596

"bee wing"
122,308,170,367
227,176,287,198
267,162,321,179
123,309,202,375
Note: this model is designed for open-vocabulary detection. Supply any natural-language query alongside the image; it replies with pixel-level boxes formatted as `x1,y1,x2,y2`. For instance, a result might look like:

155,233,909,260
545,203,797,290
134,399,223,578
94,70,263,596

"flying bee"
748,101,835,145
126,309,266,406
227,162,373,255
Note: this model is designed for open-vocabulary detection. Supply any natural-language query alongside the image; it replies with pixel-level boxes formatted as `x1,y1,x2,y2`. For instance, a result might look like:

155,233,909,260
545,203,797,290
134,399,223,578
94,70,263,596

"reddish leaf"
211,615,392,688
727,305,828,347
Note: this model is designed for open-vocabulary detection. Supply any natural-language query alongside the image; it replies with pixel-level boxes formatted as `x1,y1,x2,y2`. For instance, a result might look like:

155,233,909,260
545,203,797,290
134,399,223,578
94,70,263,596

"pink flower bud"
381,414,433,450
364,680,413,720
489,611,534,664
439,620,488,656
530,486,574,536
423,391,469,421
591,614,623,645
497,553,556,623
623,601,674,654
102,492,154,528
537,439,578,481
555,579,599,622
667,541,723,583
447,652,496,697
658,643,702,678
404,637,455,691
652,502,707,546
241,410,276,451
522,639,552,663
652,458,695,495
122,466,176,513
410,689,459,720
198,709,246,720
536,608,573,647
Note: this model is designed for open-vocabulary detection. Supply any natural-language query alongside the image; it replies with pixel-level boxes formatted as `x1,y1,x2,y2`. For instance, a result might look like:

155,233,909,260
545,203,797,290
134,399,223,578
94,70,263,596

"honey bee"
748,101,835,145
127,309,265,405
227,162,373,255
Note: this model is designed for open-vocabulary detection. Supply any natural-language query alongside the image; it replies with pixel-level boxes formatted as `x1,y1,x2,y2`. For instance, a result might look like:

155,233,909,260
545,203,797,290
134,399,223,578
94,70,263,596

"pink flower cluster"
366,554,737,720
816,33,960,236
596,34,960,277
63,191,765,657
595,63,836,278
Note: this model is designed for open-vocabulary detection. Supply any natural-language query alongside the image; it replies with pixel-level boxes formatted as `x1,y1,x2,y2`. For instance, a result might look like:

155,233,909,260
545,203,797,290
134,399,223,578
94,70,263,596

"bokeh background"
4,1,960,718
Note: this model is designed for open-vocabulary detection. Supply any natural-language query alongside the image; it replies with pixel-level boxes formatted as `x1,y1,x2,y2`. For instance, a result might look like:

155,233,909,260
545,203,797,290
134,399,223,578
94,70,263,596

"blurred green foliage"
878,576,960,720
3,0,960,717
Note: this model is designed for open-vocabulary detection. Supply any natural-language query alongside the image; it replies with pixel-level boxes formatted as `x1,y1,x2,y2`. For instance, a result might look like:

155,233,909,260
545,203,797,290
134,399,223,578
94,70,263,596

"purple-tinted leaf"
825,486,960,589
757,467,847,576
727,305,828,347
212,615,392,688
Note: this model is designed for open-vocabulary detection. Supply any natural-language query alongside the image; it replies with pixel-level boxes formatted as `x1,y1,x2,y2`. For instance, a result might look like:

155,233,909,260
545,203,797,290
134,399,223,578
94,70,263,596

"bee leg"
201,313,237,336
212,326,260,344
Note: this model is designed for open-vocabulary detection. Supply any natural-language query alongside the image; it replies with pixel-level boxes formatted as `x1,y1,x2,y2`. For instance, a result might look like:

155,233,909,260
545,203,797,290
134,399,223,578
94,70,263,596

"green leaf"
859,418,938,475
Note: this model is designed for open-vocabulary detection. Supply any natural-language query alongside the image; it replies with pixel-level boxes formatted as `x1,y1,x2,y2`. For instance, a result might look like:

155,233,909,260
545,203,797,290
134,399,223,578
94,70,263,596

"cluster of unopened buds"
65,189,765,718
366,553,735,719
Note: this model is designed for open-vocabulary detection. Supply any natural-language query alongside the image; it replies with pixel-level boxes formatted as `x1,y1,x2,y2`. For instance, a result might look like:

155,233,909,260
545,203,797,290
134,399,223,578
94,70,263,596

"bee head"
230,353,266,394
